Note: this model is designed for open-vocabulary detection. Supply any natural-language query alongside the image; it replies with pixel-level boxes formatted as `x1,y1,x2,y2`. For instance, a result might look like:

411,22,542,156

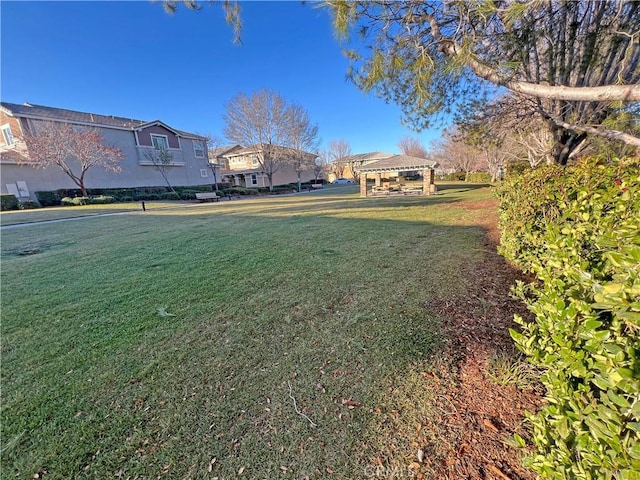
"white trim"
1,124,15,146
134,130,140,146
193,140,205,158
200,168,208,177
138,161,186,167
150,134,169,150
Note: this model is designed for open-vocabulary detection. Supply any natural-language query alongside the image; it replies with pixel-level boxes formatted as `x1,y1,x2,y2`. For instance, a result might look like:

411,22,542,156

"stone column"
360,173,368,197
429,169,437,195
374,173,381,187
422,169,430,195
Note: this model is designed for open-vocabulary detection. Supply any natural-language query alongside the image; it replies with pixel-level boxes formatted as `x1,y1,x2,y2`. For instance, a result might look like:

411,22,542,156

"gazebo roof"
356,154,438,174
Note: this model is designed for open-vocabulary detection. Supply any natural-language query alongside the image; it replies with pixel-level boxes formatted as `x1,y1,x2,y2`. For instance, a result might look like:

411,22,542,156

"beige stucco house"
0,102,211,200
216,145,318,189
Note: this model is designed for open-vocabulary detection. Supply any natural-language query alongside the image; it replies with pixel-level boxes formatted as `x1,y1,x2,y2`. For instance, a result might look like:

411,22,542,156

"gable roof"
356,154,438,173
222,144,317,159
208,144,243,158
0,102,207,140
344,151,395,164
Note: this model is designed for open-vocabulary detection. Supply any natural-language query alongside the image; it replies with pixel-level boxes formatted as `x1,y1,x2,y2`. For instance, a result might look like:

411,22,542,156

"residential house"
0,102,211,200
218,145,318,189
329,151,395,182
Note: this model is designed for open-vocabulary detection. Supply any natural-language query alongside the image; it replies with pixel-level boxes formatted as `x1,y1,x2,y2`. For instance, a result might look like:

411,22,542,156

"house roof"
222,144,317,159
344,151,395,164
208,145,243,158
0,102,207,140
356,154,438,173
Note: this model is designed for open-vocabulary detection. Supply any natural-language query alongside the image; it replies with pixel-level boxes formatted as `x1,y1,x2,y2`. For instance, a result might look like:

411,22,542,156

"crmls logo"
363,465,418,478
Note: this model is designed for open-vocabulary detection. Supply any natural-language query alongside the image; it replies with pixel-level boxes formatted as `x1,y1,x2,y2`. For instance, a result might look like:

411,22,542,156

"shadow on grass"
0,187,528,479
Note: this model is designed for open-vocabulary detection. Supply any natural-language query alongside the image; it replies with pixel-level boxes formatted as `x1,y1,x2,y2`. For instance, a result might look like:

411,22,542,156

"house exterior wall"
221,150,318,187
136,125,181,149
0,116,211,199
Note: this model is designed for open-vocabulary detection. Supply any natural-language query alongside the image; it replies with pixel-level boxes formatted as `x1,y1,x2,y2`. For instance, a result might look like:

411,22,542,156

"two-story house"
218,145,318,189
0,102,211,200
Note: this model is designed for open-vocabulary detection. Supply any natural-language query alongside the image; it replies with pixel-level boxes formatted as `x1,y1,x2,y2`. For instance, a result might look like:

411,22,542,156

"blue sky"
1,1,445,154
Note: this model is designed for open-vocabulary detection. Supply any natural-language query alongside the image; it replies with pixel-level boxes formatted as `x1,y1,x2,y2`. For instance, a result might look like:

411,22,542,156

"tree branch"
425,13,640,102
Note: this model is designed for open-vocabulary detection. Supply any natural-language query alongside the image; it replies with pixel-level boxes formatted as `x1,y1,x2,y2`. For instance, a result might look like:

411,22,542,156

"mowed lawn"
1,185,496,479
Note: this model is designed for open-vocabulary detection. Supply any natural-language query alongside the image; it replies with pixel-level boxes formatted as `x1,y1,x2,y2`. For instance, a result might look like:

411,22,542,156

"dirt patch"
421,198,543,479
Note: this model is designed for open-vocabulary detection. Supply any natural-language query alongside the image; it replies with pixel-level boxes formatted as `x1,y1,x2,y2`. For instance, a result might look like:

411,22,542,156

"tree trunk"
551,127,587,165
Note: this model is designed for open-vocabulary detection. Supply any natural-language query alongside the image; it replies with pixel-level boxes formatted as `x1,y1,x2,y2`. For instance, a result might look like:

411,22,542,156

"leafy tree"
328,0,640,163
162,0,639,161
24,121,123,197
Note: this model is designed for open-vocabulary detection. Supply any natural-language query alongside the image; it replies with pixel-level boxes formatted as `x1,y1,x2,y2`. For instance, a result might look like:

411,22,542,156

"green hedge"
1,194,19,211
60,195,116,206
495,157,640,478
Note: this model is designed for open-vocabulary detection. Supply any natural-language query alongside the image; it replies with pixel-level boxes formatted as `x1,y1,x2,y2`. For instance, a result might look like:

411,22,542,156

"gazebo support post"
360,173,368,197
374,173,381,187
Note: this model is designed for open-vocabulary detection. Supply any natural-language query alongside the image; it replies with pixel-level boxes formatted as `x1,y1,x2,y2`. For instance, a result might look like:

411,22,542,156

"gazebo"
355,155,439,197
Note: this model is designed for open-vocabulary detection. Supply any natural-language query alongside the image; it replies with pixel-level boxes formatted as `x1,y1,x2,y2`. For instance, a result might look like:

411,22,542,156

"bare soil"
421,198,543,479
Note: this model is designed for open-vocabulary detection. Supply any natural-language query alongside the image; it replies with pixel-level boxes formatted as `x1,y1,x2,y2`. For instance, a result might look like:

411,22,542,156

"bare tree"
24,121,123,197
144,147,178,195
431,129,483,181
223,89,305,191
207,134,225,191
398,136,428,158
287,104,320,191
313,152,329,183
327,139,351,179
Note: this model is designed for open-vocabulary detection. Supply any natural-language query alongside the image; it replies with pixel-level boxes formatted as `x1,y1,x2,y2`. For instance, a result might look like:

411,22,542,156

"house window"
1,125,15,146
194,141,204,158
252,156,258,165
200,169,208,178
250,174,258,186
151,134,169,150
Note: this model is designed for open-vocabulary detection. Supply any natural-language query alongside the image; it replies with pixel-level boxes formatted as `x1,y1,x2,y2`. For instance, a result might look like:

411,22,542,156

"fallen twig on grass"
287,381,317,427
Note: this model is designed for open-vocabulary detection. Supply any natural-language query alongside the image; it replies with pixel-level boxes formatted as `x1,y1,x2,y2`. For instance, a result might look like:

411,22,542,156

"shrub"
438,172,466,181
222,187,258,196
61,196,90,206
1,194,19,211
465,172,492,183
19,200,42,210
88,195,115,204
178,190,198,200
495,157,640,478
36,191,61,207
160,192,181,201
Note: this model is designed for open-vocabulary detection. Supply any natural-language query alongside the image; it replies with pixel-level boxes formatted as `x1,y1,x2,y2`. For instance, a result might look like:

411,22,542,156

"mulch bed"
420,198,543,479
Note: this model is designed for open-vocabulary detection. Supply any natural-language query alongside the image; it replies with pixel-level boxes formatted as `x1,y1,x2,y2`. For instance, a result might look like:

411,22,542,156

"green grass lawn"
1,185,497,479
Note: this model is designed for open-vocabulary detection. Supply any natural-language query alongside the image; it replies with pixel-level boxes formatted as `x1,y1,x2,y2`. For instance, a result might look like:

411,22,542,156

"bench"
195,192,220,202
371,186,390,196
401,186,423,195
310,183,323,190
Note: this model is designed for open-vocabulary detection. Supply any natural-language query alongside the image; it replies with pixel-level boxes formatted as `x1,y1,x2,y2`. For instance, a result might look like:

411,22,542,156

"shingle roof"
344,151,395,163
0,102,206,140
356,154,438,172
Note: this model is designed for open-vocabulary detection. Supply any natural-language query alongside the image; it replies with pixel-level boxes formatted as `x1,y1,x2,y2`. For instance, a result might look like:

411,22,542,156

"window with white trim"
151,134,169,150
1,125,15,146
200,169,208,178
194,141,204,158
250,174,258,186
